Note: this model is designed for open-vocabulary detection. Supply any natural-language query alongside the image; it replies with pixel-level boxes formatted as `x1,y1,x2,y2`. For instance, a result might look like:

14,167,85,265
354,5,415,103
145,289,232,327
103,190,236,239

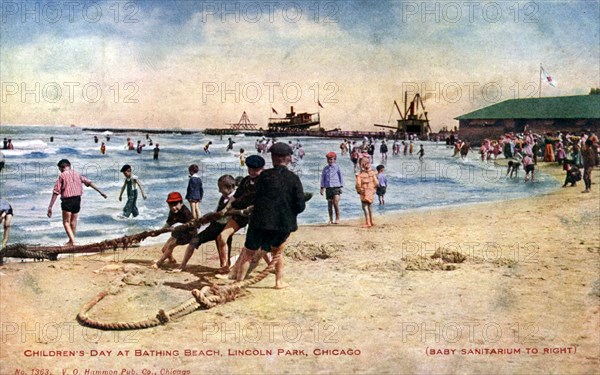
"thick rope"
0,244,58,261
0,212,223,260
77,250,282,330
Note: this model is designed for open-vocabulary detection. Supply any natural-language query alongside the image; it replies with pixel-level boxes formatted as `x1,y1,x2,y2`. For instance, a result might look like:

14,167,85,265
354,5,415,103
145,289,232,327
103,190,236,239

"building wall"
457,120,506,144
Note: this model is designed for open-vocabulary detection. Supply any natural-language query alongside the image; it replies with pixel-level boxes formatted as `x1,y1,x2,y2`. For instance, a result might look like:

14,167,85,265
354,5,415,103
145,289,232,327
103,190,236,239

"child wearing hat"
236,142,306,289
47,159,107,246
152,192,196,268
185,164,203,219
118,164,147,218
355,157,378,227
176,175,236,272
320,151,344,224
215,155,267,276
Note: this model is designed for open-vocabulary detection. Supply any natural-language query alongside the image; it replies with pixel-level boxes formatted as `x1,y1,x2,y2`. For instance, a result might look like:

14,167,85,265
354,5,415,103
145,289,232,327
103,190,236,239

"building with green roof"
455,95,600,143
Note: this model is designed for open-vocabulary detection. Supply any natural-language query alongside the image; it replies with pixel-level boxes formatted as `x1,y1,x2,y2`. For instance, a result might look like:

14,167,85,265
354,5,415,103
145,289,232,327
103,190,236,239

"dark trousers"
583,166,593,190
123,190,139,217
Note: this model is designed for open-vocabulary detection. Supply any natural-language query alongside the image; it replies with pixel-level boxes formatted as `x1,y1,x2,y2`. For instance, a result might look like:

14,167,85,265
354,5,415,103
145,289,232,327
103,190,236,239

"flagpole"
539,63,542,98
318,99,321,131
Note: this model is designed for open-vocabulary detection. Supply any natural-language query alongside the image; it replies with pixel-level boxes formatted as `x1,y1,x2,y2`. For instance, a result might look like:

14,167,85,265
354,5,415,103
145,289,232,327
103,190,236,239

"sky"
1,0,599,131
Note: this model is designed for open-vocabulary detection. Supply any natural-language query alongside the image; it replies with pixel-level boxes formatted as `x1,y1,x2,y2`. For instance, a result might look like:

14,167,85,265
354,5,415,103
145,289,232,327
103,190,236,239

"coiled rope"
77,249,282,330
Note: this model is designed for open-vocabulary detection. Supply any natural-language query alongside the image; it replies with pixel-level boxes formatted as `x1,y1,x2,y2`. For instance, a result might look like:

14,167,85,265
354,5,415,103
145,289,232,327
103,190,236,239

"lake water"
0,125,557,247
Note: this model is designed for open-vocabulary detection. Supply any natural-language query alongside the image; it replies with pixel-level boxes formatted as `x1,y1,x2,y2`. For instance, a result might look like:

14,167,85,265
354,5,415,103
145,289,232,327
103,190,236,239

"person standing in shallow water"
320,151,343,224
226,137,235,151
118,164,147,218
417,144,425,161
47,159,107,246
376,165,387,205
522,153,535,183
380,140,388,161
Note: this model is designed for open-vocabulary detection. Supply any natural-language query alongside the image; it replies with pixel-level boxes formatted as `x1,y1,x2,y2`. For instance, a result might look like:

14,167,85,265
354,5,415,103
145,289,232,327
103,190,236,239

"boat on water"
268,106,320,132
204,106,386,139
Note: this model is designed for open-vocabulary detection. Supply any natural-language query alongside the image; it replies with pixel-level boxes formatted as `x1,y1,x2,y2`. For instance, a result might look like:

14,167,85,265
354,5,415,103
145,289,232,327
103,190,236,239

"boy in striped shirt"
47,159,107,246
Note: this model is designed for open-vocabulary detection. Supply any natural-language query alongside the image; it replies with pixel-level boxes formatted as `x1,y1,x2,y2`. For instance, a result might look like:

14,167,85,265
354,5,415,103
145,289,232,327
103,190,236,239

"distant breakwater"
82,127,199,135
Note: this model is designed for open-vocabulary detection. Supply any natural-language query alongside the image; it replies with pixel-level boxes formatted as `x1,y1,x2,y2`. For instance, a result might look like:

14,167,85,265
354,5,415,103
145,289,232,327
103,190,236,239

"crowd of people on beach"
444,128,600,190
1,128,598,287
468,129,599,190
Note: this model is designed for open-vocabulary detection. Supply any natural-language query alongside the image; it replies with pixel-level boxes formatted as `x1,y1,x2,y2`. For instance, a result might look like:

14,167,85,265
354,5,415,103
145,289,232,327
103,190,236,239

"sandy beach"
1,163,598,375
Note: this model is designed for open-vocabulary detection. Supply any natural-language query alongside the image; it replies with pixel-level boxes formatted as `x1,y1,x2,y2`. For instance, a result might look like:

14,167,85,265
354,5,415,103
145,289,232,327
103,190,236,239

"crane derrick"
374,92,431,138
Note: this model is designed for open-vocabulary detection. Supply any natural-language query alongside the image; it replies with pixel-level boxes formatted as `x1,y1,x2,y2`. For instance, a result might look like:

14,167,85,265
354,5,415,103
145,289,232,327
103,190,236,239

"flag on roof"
540,65,557,87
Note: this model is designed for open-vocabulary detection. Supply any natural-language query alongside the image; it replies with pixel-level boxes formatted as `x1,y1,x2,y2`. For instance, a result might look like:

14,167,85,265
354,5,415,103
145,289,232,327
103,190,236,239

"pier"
202,128,391,139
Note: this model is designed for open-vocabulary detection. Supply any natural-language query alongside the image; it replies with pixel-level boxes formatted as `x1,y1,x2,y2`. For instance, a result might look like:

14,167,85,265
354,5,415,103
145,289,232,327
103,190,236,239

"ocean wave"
20,221,64,233
1,149,45,157
109,208,163,222
11,139,48,150
56,147,81,156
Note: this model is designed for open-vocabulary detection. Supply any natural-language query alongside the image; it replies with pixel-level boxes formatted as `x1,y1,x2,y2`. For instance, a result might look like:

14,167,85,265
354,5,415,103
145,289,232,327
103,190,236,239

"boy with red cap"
320,151,344,224
152,191,195,268
175,175,236,272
